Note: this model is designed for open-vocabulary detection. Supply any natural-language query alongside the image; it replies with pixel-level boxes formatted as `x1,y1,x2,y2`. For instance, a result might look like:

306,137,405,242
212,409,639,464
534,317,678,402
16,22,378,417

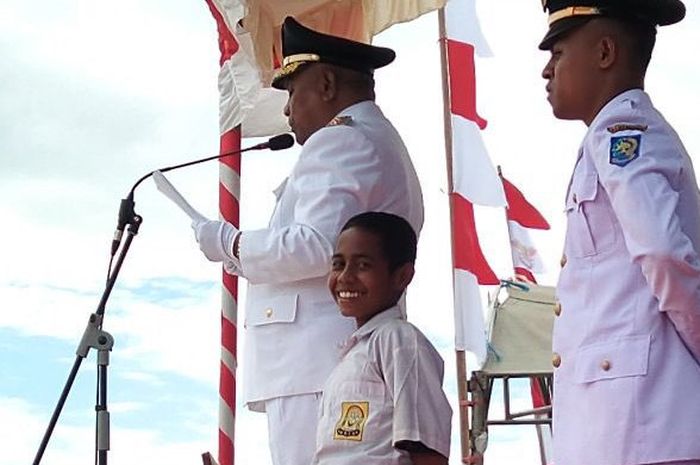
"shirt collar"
580,88,650,154
336,100,382,120
587,88,649,132
352,306,402,340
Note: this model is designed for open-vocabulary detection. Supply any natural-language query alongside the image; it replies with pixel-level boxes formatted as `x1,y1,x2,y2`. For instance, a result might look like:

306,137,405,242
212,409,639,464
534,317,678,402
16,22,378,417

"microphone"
110,133,294,256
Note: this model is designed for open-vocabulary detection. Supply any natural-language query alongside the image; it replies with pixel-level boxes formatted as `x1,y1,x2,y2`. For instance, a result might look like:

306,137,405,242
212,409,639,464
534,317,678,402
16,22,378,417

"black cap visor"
539,16,593,50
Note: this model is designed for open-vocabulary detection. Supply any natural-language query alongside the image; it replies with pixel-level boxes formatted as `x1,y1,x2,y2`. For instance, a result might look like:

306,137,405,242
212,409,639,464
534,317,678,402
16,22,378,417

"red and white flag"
500,173,550,283
444,0,505,365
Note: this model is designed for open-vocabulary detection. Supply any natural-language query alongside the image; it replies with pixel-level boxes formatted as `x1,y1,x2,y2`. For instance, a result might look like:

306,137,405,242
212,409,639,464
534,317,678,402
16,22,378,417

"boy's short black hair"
341,212,417,271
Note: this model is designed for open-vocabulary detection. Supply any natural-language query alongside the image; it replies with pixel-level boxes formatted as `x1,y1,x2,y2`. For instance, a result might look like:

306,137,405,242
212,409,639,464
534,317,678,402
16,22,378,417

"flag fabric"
500,172,550,283
444,0,505,365
502,176,550,229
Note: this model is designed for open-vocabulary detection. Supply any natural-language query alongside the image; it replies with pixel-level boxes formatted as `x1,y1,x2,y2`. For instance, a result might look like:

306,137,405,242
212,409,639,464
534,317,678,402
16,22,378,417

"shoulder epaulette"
326,115,353,127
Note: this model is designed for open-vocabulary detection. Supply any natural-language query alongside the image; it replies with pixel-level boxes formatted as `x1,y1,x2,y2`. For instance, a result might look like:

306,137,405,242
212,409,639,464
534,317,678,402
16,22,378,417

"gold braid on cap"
549,6,602,24
272,53,321,85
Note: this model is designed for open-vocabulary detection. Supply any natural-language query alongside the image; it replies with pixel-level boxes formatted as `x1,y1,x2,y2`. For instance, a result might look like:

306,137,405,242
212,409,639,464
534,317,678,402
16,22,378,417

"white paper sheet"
152,170,207,223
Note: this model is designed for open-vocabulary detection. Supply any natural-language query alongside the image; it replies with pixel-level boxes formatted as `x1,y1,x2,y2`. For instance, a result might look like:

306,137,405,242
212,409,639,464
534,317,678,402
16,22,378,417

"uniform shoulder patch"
610,135,642,167
326,115,353,127
606,123,648,133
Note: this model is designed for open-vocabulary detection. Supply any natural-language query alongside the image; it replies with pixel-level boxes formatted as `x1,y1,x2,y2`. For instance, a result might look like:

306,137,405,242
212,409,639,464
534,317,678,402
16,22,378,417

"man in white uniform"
192,17,424,465
539,1,700,464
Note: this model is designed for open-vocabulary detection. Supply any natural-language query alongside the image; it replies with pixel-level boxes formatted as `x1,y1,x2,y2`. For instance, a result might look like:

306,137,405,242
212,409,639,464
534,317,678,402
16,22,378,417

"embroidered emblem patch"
610,135,641,167
606,123,648,134
326,115,353,127
334,401,369,441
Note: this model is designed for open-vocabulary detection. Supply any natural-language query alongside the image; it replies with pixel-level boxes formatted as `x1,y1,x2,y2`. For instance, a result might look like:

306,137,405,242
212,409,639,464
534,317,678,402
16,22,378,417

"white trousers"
265,393,322,465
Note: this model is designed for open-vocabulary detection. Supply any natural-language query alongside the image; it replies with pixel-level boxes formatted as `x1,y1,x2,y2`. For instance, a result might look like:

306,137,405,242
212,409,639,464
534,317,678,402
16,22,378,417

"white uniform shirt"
233,100,425,410
554,89,700,465
313,307,452,465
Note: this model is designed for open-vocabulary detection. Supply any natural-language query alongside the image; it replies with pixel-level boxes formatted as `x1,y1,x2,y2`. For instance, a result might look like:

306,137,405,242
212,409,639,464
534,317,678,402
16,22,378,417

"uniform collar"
578,88,650,155
587,88,649,133
339,306,402,355
335,100,382,121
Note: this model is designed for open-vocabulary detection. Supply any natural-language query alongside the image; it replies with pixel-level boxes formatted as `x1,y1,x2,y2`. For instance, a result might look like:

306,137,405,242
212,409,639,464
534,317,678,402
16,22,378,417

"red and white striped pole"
204,1,240,464
218,128,240,465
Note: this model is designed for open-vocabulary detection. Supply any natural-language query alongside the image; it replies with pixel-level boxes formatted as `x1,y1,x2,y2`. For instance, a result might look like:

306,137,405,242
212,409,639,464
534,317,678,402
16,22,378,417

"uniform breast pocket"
565,174,618,258
245,293,298,327
574,335,650,384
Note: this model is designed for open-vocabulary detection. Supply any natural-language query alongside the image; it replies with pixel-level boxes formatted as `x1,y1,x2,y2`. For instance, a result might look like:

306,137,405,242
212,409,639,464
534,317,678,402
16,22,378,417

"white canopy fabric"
482,284,556,375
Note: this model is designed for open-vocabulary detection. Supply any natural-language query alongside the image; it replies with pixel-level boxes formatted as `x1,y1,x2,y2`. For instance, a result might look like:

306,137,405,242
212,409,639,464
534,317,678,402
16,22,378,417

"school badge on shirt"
610,135,642,167
334,401,369,441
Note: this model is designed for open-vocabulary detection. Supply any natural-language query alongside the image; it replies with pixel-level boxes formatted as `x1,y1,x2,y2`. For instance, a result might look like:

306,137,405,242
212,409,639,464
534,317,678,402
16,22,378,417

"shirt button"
552,352,562,368
554,302,562,317
600,359,611,371
560,254,567,268
572,193,578,204
265,308,273,318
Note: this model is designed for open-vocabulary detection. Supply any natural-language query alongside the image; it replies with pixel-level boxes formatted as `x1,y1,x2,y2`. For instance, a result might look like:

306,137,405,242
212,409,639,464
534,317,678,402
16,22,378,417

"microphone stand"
32,203,143,465
32,133,293,465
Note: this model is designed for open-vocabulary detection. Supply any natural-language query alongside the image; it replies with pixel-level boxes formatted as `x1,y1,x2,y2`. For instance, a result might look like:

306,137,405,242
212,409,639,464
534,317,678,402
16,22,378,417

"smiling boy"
313,212,451,465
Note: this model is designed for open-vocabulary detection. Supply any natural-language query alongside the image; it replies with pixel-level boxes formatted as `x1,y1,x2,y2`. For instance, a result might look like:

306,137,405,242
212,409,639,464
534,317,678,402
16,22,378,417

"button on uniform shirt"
312,307,451,465
554,89,700,465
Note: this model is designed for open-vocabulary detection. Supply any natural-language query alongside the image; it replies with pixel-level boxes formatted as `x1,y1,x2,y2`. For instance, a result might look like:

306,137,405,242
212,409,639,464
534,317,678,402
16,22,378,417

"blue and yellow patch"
610,135,641,167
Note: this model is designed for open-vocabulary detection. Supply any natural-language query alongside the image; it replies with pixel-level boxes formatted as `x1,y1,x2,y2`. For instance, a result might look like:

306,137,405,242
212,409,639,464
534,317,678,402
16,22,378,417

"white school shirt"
312,307,452,465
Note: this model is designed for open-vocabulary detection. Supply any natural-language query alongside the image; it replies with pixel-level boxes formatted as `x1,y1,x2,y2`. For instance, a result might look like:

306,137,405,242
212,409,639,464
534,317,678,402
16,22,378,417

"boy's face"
329,227,411,327
541,21,601,124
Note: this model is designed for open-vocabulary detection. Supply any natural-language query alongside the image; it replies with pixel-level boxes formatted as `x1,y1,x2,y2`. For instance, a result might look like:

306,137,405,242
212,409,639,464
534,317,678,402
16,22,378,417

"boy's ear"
392,262,415,291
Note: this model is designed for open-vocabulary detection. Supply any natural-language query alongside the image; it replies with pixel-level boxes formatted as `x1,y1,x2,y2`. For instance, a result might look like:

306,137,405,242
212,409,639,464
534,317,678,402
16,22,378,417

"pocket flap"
575,335,650,383
566,173,598,210
247,293,298,327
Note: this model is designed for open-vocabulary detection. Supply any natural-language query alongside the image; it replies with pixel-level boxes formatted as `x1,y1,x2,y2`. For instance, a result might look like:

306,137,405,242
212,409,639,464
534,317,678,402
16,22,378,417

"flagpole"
438,8,472,464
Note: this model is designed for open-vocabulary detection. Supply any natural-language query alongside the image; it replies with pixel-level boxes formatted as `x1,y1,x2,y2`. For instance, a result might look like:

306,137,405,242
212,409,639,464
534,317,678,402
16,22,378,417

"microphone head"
267,133,295,151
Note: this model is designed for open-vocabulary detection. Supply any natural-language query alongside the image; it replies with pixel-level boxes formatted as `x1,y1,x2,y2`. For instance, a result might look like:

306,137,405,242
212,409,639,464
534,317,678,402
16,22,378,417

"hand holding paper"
152,170,239,263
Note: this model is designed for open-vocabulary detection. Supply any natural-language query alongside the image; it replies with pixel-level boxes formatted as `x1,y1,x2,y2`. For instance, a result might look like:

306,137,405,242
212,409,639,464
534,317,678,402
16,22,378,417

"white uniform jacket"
313,307,452,465
554,89,700,465
237,100,424,411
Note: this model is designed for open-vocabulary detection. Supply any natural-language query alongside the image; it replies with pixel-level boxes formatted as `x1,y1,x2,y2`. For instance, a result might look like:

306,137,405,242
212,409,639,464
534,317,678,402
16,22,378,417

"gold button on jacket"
552,352,562,368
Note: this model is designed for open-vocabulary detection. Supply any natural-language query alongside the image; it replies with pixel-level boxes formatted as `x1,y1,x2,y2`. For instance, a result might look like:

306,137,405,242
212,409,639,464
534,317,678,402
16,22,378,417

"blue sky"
1,1,699,464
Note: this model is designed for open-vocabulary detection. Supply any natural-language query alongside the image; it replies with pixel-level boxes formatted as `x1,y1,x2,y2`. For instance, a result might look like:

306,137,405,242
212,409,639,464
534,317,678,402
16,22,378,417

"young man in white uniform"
191,17,424,465
320,212,451,465
539,1,700,464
